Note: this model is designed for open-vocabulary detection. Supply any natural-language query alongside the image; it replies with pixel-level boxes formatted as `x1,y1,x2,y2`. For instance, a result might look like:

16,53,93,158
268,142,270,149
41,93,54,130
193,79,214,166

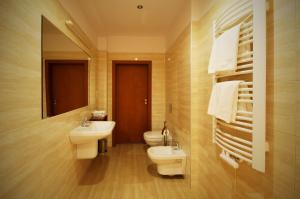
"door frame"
112,60,152,146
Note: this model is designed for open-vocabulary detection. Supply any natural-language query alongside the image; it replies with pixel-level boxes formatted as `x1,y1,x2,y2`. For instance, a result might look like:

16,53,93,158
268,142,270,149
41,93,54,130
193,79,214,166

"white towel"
208,81,243,123
208,24,241,74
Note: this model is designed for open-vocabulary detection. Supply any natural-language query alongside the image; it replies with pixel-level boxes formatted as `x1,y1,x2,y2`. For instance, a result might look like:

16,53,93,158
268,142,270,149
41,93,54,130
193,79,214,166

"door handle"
144,99,148,105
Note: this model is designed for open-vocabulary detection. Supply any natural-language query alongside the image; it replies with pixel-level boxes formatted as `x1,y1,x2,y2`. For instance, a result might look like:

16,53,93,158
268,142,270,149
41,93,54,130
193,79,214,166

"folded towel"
208,81,243,123
208,24,241,74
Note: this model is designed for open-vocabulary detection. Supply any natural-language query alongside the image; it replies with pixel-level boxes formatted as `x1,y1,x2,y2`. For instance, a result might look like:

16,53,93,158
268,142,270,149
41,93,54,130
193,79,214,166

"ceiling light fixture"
137,4,143,9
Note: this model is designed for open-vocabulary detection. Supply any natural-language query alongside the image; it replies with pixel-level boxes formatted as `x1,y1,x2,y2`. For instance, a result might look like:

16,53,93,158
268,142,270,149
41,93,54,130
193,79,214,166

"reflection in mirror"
42,16,89,118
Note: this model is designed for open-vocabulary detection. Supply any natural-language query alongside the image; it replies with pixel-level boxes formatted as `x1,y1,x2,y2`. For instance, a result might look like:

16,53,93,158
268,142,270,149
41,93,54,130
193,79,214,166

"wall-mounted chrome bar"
238,51,253,59
238,56,253,62
237,64,253,70
217,120,253,134
239,94,252,98
216,137,253,157
239,88,253,92
239,34,253,43
237,110,253,115
216,70,253,78
239,39,253,47
216,129,253,146
216,133,252,152
216,0,251,25
215,141,253,163
241,21,253,30
216,2,252,30
240,82,253,86
240,27,253,36
236,116,253,122
238,99,253,103
232,120,253,128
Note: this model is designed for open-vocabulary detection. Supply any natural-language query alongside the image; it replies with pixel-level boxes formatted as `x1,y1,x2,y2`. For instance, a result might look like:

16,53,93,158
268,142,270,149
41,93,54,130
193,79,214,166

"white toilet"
143,130,172,146
147,146,186,176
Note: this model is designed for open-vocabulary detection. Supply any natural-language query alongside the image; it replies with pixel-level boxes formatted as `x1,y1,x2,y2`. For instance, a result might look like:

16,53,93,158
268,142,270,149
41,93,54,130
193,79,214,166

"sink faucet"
81,116,88,127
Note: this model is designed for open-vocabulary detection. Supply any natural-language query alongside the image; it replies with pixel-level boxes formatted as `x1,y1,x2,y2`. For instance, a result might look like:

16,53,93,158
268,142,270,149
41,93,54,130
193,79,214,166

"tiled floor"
69,144,195,199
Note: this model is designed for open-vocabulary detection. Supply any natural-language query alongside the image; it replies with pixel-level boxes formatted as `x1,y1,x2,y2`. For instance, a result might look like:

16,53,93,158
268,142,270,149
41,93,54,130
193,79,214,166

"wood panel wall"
165,24,191,186
0,0,97,197
0,0,299,198
190,0,299,198
95,51,108,111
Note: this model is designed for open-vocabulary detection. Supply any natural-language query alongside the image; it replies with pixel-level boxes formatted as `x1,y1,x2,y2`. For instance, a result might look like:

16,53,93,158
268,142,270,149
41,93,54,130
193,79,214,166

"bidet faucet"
162,132,169,146
172,141,181,150
161,121,167,135
161,121,169,146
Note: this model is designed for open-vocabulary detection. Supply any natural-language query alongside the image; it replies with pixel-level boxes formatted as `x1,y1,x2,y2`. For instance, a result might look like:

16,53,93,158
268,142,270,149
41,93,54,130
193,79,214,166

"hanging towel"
208,24,241,74
208,81,243,123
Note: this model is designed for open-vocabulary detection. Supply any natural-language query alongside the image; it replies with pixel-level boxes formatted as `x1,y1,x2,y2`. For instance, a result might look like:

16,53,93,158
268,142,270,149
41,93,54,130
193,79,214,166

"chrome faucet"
80,116,88,127
171,140,181,150
161,121,167,135
161,121,169,146
162,131,169,146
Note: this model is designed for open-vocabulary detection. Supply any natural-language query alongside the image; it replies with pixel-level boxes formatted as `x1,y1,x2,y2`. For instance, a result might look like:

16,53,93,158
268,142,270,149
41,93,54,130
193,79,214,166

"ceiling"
73,0,189,37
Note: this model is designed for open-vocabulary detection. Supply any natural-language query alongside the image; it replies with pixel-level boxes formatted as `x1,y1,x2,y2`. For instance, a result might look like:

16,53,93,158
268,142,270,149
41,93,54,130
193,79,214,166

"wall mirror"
42,16,89,118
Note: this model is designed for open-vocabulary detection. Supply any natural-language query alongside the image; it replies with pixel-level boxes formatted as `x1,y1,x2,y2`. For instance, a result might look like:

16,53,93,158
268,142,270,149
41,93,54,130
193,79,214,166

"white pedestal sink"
69,121,115,159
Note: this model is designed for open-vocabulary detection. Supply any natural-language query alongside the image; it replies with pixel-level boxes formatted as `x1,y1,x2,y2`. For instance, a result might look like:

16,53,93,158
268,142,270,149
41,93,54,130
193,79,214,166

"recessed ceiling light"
137,4,143,9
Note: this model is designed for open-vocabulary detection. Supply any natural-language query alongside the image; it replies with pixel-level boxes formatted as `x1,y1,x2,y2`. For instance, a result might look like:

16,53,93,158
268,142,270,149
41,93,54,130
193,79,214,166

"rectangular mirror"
42,16,89,118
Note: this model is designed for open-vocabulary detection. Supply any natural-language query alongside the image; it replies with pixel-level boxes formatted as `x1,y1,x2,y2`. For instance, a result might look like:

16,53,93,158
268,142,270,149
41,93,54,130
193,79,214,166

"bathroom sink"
70,121,115,144
69,121,115,159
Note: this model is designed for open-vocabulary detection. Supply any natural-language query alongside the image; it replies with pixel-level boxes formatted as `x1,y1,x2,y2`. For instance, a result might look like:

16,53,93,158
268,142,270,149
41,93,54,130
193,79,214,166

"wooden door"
114,62,151,144
45,60,88,116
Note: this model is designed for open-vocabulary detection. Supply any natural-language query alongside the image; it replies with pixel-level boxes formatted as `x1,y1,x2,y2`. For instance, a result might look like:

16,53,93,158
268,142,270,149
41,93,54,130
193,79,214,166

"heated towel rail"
211,0,267,172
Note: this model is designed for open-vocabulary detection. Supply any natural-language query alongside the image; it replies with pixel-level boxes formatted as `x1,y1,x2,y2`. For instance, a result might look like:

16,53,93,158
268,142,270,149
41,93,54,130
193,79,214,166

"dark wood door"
115,63,150,144
46,60,88,116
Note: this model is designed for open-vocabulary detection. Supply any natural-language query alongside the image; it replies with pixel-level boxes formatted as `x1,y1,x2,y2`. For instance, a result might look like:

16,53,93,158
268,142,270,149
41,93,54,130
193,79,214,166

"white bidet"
147,146,186,176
